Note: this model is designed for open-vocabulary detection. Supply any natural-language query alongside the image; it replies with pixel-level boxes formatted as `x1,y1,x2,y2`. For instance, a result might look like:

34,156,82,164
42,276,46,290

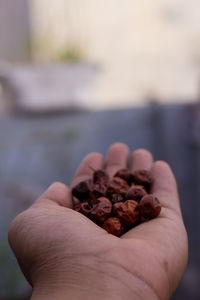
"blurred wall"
30,0,200,107
0,0,30,62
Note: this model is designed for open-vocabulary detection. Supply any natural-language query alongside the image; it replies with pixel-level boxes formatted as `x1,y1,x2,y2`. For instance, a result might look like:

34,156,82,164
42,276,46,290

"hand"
8,143,188,300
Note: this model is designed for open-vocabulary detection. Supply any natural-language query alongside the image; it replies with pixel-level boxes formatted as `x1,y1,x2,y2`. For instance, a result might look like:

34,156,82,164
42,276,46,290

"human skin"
8,143,188,300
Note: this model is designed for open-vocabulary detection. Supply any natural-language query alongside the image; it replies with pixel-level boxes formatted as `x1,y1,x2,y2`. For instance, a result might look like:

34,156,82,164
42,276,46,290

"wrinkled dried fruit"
72,179,93,201
102,217,124,237
74,202,92,217
114,169,134,185
90,197,112,224
110,194,124,204
125,185,147,202
106,177,129,196
93,170,109,186
90,183,107,199
133,170,152,190
72,165,161,237
112,202,123,215
114,200,139,226
138,195,161,219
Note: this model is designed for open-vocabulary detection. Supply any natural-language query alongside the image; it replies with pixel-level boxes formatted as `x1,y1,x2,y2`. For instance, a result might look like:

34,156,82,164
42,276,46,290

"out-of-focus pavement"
0,103,200,299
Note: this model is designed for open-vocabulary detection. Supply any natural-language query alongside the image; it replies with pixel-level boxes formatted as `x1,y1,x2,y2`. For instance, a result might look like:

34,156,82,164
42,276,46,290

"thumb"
33,182,72,208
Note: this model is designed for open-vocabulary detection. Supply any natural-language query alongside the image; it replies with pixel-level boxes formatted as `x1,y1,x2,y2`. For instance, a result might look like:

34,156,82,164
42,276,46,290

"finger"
33,182,72,208
151,160,181,214
71,152,104,187
105,143,130,178
121,160,187,294
122,159,181,241
130,149,153,172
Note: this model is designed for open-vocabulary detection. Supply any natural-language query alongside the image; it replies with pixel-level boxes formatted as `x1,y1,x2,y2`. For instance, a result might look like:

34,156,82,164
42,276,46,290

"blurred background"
0,0,200,299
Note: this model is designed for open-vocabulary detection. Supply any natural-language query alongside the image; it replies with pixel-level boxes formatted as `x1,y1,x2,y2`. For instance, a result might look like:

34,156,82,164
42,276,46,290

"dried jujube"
102,217,124,237
74,202,92,217
93,170,109,186
90,183,107,199
138,195,161,219
110,194,124,204
90,197,112,224
114,169,134,185
133,169,152,190
89,169,109,200
112,202,123,216
72,179,93,201
106,177,129,196
125,185,147,202
113,200,139,226
72,166,161,237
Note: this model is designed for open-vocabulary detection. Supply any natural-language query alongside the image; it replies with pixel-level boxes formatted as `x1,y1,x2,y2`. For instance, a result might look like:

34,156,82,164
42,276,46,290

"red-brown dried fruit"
102,217,124,237
90,183,107,199
138,195,161,219
133,169,152,190
110,194,124,204
112,202,123,215
74,202,92,217
93,170,109,186
106,177,129,196
72,165,161,237
90,197,112,224
114,200,139,226
125,185,147,202
114,169,134,185
72,179,93,201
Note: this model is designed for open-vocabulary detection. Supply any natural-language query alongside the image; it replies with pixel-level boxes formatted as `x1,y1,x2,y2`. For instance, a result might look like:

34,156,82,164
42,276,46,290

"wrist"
31,280,158,300
31,256,159,300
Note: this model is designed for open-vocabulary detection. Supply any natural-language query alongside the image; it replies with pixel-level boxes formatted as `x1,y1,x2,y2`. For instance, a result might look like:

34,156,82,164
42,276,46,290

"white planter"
0,63,99,113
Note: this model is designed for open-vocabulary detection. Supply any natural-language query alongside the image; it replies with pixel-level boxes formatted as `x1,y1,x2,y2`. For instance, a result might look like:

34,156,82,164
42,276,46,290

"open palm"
8,143,188,300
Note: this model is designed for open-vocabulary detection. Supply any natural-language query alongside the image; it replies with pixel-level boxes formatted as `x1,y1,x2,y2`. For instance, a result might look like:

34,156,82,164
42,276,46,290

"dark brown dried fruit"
74,202,92,217
90,183,107,199
106,177,129,196
114,169,134,185
90,197,112,224
114,200,139,226
112,202,123,215
133,169,152,190
138,195,161,219
72,165,161,237
72,179,93,201
102,217,124,237
125,185,147,202
93,170,109,186
110,194,124,204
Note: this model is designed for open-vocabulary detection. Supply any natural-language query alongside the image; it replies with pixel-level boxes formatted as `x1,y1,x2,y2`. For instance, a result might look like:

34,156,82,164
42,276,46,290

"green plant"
58,43,85,62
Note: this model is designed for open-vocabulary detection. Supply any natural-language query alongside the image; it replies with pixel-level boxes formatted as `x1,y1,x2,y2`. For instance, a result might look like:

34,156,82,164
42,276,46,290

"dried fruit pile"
72,168,161,237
